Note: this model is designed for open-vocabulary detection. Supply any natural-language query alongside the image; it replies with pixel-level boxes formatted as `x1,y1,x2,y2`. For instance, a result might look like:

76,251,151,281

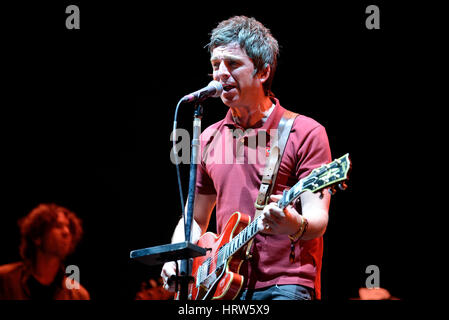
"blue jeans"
239,284,314,300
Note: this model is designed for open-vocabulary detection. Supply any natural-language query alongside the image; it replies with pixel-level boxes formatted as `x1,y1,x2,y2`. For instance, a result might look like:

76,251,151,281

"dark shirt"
0,261,90,300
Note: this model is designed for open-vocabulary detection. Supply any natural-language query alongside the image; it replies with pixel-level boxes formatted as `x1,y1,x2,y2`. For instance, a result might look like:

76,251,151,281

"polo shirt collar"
223,97,284,131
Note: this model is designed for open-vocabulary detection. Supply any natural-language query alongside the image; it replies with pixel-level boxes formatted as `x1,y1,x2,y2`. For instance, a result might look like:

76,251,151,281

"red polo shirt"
196,98,331,298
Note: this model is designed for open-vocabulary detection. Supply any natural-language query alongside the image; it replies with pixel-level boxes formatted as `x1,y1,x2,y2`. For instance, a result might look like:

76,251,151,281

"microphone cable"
172,98,186,229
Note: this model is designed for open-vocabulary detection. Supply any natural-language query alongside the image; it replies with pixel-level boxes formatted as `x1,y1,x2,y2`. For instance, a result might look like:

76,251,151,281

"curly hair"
18,203,83,263
207,16,280,97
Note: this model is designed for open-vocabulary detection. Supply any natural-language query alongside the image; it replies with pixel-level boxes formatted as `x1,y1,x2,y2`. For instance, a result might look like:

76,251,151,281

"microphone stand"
129,101,207,301
178,102,203,300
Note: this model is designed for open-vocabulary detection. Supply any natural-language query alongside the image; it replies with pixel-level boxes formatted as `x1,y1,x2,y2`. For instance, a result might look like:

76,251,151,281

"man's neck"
31,252,62,286
230,96,274,129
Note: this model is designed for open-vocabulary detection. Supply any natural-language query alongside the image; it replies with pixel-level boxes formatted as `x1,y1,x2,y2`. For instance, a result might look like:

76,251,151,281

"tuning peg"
338,182,348,191
328,187,337,196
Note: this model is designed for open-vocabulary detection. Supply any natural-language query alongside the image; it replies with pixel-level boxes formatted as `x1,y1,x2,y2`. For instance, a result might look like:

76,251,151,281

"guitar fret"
227,214,271,258
285,191,291,203
251,220,257,235
248,223,253,237
223,246,227,264
202,260,208,283
217,246,224,267
221,244,228,266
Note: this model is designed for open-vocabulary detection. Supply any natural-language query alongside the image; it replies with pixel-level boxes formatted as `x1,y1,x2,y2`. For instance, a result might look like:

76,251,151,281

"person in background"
134,277,174,300
0,203,90,299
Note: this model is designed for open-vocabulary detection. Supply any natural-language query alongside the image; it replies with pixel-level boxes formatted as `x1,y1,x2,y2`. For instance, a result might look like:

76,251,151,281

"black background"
0,0,441,311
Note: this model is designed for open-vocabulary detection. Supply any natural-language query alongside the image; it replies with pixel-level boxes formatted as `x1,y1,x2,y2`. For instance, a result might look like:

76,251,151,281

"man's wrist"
288,215,308,243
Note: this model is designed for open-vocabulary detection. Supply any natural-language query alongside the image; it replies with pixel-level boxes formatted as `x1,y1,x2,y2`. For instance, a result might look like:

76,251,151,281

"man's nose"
61,226,70,237
216,61,230,80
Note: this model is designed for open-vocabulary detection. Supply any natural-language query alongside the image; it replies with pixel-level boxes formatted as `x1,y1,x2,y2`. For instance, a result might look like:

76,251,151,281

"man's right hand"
160,261,178,292
159,196,215,292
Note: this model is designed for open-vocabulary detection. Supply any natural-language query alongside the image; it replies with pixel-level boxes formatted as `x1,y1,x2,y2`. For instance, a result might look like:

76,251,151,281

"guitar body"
183,211,250,300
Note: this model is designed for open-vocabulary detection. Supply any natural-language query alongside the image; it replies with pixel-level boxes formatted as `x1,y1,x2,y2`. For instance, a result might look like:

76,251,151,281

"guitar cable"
173,98,186,229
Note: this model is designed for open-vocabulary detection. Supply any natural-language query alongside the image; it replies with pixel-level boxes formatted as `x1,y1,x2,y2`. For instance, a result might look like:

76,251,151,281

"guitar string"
195,215,263,281
201,219,257,272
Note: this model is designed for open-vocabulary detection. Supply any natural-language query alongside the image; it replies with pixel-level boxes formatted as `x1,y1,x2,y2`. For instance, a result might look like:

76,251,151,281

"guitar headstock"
302,153,352,195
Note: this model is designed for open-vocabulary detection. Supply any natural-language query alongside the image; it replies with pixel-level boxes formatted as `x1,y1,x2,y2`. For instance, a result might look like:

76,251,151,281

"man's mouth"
222,84,236,92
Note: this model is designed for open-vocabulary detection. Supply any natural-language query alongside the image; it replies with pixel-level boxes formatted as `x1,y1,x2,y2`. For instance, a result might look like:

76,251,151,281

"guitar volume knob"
338,182,348,190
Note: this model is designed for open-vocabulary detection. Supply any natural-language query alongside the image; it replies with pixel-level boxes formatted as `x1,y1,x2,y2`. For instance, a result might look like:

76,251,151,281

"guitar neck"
277,179,305,210
218,215,263,265
220,178,306,264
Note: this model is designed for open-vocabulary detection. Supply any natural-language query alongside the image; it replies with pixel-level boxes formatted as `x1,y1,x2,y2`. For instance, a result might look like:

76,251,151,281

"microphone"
181,80,223,103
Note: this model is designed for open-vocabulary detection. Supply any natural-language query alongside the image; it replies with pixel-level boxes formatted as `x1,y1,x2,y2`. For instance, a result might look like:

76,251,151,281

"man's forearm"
171,217,203,244
300,209,329,240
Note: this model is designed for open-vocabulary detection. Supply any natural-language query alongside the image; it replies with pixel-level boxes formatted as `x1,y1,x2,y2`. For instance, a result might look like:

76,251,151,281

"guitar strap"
245,110,298,260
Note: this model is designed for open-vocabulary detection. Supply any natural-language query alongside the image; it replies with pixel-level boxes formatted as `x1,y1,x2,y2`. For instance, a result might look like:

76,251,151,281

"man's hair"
207,16,279,97
18,203,83,263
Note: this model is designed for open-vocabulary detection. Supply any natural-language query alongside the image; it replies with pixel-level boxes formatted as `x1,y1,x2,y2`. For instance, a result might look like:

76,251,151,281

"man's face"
39,212,73,259
211,43,264,108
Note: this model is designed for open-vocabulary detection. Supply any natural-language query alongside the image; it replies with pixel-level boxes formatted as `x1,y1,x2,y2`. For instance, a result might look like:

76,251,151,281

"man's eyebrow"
210,55,241,62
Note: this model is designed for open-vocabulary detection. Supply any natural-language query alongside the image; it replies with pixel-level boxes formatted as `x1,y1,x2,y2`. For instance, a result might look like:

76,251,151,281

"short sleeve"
195,130,217,195
195,159,216,195
295,125,332,180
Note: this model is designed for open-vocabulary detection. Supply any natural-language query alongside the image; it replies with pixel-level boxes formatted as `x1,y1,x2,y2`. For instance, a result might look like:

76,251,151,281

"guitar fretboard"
278,181,304,210
216,214,262,267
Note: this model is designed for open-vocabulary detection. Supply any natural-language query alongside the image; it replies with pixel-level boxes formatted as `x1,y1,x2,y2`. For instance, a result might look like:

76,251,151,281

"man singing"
161,16,331,300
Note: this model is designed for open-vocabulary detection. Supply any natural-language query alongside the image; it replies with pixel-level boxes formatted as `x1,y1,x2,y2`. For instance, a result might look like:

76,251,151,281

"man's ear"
258,63,271,84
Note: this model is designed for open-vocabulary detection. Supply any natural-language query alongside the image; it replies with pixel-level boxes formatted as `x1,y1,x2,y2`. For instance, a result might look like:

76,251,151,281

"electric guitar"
178,153,352,300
